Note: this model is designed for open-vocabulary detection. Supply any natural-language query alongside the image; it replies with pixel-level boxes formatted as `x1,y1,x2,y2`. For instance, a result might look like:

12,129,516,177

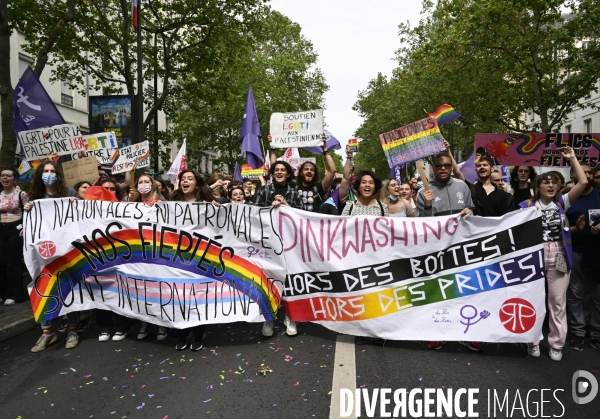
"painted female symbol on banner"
460,305,490,333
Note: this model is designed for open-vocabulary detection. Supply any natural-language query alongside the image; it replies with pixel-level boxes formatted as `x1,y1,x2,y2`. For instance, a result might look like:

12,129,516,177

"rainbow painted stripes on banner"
30,228,280,323
284,250,545,322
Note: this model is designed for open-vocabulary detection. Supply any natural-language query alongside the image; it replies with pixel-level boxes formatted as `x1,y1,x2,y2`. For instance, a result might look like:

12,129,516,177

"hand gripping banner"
24,200,285,328
278,207,545,343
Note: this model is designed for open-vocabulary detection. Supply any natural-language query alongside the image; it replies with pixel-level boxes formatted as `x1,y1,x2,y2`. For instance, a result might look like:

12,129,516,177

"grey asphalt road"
1,313,599,419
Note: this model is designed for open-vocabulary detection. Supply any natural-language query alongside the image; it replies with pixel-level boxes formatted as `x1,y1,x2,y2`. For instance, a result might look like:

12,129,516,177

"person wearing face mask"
24,158,79,352
0,167,29,305
27,159,78,201
130,174,165,204
341,170,388,216
380,178,414,217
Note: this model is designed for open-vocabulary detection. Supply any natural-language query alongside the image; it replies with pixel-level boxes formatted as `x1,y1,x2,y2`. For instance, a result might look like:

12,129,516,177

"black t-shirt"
297,182,325,212
513,187,533,207
273,183,288,197
472,182,510,217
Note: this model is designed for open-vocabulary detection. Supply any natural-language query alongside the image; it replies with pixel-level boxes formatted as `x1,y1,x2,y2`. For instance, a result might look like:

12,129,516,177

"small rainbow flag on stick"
428,104,460,126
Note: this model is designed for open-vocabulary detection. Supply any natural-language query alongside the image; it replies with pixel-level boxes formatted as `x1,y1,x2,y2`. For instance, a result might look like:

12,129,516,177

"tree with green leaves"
171,9,330,174
353,0,600,173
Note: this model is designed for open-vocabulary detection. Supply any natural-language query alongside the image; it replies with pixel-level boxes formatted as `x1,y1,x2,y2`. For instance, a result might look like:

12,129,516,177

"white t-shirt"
539,193,571,242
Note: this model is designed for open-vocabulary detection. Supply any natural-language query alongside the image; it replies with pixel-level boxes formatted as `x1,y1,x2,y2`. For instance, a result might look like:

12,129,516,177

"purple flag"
389,165,403,182
14,66,65,136
233,162,243,182
240,87,263,169
460,152,478,183
303,129,341,155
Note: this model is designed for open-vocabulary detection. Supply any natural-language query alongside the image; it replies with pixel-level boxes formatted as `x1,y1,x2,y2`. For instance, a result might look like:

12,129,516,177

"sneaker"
58,317,69,333
549,347,562,361
157,326,167,341
590,339,600,352
4,299,15,305
98,331,111,342
461,341,483,352
262,320,274,337
569,336,584,351
190,334,204,351
429,341,445,350
31,333,57,353
65,331,79,349
137,322,149,340
77,318,90,333
284,316,297,336
176,333,188,351
112,330,129,341
528,344,540,358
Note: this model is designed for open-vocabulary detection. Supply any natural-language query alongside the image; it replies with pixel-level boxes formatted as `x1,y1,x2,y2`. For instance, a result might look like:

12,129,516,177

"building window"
565,125,571,133
18,55,34,77
584,119,592,133
61,81,73,107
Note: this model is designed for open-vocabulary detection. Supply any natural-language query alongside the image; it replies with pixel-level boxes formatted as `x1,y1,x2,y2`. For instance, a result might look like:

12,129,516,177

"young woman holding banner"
24,157,80,352
170,170,216,351
519,147,588,361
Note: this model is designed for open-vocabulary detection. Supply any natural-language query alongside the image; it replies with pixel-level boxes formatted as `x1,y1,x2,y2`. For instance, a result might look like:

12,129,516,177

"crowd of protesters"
0,135,599,362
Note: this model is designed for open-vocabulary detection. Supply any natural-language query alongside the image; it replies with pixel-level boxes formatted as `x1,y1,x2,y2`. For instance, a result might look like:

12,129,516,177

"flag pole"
136,1,144,146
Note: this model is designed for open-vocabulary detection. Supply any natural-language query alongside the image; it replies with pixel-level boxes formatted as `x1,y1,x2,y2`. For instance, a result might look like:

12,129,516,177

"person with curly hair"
24,157,79,352
510,166,536,206
341,170,388,216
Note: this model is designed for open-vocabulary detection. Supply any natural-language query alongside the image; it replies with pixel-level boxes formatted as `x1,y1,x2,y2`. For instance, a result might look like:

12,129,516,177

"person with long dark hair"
24,158,79,352
341,170,388,216
519,147,588,361
170,170,215,350
0,167,28,306
510,166,536,206
73,181,92,200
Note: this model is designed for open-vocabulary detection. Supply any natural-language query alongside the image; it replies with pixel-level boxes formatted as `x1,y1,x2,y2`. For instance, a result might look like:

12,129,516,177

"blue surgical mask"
42,173,57,186
389,194,399,202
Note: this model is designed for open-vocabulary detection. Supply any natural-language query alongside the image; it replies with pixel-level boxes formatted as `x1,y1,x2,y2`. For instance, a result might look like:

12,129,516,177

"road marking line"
329,334,356,419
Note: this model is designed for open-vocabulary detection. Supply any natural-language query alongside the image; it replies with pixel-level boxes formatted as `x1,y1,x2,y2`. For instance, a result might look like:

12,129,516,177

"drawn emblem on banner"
38,241,57,258
499,298,536,334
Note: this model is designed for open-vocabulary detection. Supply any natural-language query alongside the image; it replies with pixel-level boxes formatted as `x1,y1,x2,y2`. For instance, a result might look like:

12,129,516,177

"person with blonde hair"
380,178,414,217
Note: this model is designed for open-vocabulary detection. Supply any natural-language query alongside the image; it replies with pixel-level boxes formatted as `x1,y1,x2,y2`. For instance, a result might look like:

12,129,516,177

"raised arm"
320,134,336,191
444,139,464,181
267,134,278,165
338,147,353,201
565,146,589,203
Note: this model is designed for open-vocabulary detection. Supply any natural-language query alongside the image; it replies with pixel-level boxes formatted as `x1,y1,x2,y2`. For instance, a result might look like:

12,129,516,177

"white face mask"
138,184,152,194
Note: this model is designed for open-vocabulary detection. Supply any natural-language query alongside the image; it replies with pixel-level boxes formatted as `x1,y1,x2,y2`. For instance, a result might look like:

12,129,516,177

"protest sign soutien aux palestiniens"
25,200,545,342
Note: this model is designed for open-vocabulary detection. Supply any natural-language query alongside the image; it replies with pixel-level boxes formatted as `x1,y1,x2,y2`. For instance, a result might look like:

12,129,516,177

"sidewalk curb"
0,314,36,343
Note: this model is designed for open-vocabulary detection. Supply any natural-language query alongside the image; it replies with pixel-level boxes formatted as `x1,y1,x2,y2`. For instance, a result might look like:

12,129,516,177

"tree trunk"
33,0,76,77
0,0,17,166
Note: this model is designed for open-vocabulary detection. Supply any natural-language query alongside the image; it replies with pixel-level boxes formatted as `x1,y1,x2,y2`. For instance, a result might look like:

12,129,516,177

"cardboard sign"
474,133,600,168
379,117,445,168
111,140,150,174
62,156,99,188
269,110,324,148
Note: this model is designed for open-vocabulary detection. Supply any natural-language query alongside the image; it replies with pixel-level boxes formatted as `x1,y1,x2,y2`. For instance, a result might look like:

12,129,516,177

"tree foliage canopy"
353,0,600,173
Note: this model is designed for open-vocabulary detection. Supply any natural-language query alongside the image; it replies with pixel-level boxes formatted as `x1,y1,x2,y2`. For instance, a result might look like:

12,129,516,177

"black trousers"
0,220,24,302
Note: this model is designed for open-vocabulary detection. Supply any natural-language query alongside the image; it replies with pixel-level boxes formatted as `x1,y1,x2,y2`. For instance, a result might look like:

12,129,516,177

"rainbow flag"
428,104,460,126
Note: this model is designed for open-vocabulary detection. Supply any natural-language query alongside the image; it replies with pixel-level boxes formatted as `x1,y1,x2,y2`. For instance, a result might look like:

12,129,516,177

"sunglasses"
434,164,452,169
